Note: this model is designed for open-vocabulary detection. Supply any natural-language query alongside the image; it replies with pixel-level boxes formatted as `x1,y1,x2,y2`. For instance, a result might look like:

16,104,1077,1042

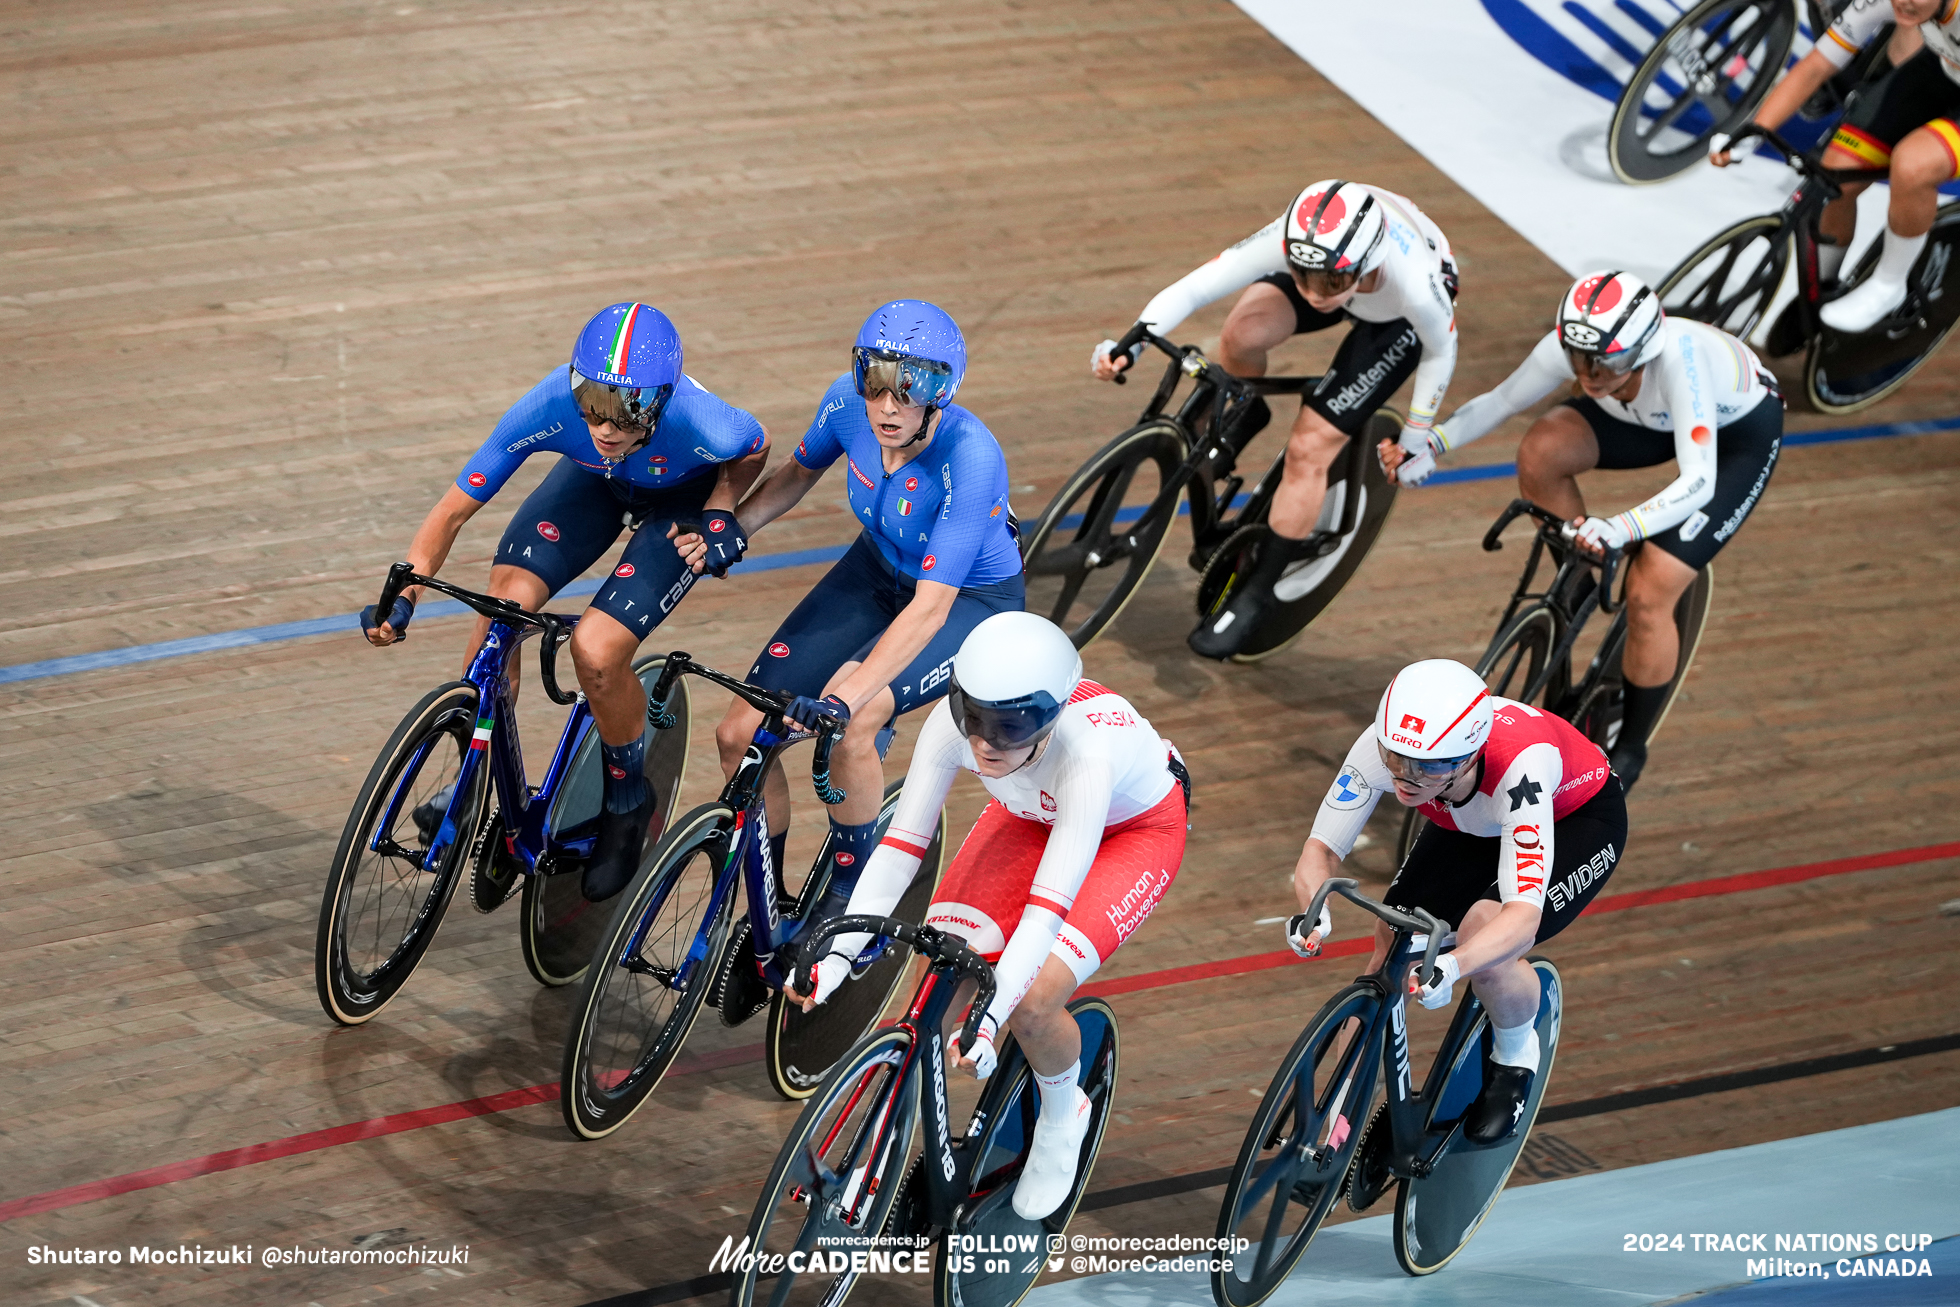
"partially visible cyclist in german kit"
1386,272,1782,790
1710,0,1948,332
360,302,768,901
798,612,1189,1220
1286,660,1626,1143
1091,178,1460,659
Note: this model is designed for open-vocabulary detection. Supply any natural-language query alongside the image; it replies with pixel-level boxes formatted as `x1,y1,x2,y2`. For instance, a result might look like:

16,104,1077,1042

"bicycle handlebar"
1301,877,1447,989
791,915,998,1058
1108,325,1251,400
1482,498,1624,615
372,564,583,705
1724,123,1876,192
645,652,851,805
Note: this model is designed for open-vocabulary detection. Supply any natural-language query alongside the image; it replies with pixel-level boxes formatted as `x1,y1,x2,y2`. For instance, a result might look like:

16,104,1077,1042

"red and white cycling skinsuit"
817,682,1186,1036
1309,698,1609,909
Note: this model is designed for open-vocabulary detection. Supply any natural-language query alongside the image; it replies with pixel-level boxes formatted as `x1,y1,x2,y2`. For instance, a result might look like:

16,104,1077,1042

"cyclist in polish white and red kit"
1287,660,1628,1143
1092,179,1461,658
796,612,1190,1221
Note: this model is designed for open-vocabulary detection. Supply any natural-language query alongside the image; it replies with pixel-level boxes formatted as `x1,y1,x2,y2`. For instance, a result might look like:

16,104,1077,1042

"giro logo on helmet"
537,521,561,542
1574,274,1622,311
1297,190,1345,234
615,563,635,577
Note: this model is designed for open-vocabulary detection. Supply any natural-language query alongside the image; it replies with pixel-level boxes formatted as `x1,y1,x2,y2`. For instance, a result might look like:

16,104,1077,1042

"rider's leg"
1612,545,1698,786
717,698,792,872
570,608,660,900
465,564,550,686
1514,404,1603,521
1455,896,1544,1145
1266,404,1351,539
1217,279,1307,377
1816,144,1874,285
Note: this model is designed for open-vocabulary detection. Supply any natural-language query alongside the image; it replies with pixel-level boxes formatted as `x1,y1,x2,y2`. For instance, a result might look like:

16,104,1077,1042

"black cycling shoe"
1608,739,1647,793
1465,1064,1534,1144
582,793,655,902
1187,530,1336,660
411,783,456,844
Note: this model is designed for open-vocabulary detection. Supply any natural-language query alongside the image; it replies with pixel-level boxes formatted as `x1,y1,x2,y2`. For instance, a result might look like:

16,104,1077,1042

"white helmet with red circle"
1283,180,1387,280
1373,659,1493,784
1558,270,1665,373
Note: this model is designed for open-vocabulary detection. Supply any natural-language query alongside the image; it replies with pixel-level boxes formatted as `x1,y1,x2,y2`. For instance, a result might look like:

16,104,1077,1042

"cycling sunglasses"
1564,345,1643,379
1293,266,1361,297
1376,740,1476,785
852,347,955,410
570,368,673,433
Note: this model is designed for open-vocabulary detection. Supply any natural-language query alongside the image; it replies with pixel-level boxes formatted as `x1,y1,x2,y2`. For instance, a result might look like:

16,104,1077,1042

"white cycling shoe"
1011,1087,1092,1221
1819,276,1908,334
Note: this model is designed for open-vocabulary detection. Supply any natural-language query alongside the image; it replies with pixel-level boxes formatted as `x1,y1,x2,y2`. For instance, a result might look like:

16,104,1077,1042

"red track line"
4,838,1954,1225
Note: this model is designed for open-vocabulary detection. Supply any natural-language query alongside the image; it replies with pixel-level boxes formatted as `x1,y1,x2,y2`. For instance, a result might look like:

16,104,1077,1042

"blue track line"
4,414,1956,687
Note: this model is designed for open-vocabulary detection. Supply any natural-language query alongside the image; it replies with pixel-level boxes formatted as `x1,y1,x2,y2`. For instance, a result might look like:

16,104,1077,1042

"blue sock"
601,734,651,815
826,817,880,898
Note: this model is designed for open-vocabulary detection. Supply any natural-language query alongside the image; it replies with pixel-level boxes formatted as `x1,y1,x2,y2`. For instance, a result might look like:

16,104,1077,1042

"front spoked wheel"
766,779,948,1100
1211,985,1380,1307
520,653,694,987
316,682,484,1026
732,1028,919,1307
1658,214,1792,349
1608,0,1797,184
1021,420,1187,648
559,803,734,1140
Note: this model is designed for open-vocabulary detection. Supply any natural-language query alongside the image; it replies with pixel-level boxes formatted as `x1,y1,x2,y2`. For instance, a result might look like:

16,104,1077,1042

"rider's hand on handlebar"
1286,906,1333,958
360,595,416,646
786,693,852,731
1091,338,1134,382
1570,514,1628,559
949,1018,999,1080
795,952,849,1013
1708,131,1737,168
1409,951,1461,1010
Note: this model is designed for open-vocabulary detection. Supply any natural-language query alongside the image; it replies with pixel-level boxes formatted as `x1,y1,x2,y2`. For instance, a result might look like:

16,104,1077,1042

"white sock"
1035,1065,1080,1124
1817,238,1846,283
1872,225,1930,289
1490,1019,1540,1073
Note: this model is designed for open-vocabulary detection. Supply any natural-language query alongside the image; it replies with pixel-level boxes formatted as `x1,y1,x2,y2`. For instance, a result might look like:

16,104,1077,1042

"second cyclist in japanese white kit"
1092,179,1461,658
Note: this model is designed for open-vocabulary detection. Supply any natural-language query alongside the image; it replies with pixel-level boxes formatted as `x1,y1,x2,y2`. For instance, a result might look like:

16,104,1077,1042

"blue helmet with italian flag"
569,302,684,435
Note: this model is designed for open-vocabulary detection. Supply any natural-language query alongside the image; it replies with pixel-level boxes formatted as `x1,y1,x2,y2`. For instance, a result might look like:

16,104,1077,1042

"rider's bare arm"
1714,0,1892,164
727,455,825,534
671,435,773,571
366,485,488,644
826,580,958,715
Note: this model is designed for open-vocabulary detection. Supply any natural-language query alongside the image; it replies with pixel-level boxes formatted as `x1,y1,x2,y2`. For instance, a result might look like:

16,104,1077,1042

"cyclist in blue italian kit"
710,300,1024,1007
360,302,768,901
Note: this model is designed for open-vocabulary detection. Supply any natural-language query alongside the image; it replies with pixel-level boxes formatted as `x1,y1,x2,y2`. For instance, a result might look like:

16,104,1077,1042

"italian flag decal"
898,498,913,516
606,304,643,377
471,715,494,751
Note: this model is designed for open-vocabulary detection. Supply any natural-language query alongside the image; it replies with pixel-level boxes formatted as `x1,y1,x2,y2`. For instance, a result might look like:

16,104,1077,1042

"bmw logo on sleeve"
1328,765,1371,810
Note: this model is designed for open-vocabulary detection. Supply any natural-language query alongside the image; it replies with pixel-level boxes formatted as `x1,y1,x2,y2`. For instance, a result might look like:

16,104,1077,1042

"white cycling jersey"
1822,0,1960,85
819,682,1178,1030
1434,318,1770,543
1133,186,1460,434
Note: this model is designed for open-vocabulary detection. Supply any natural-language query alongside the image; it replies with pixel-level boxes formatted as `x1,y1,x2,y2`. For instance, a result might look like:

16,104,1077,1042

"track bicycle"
1659,123,1960,412
559,655,947,1136
732,914,1120,1307
1608,0,1870,184
1395,499,1710,862
315,562,692,1026
1020,325,1398,659
1211,879,1563,1305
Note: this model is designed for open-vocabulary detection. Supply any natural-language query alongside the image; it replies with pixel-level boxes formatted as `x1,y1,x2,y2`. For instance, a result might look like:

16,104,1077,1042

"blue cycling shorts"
494,456,714,637
747,531,1025,719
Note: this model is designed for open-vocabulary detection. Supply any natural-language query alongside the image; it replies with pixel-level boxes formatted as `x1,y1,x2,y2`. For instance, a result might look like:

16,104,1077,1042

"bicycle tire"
730,1027,920,1307
559,802,736,1140
1194,410,1399,663
1805,204,1960,414
315,682,484,1026
519,654,694,987
1608,0,1797,185
1021,420,1187,648
1395,604,1562,866
1211,984,1380,1307
934,997,1121,1307
1658,213,1793,346
765,779,948,1100
1394,958,1563,1276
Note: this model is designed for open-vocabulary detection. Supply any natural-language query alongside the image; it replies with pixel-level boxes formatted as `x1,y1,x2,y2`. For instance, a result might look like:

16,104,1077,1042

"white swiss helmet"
1283,180,1388,278
1558,270,1665,372
1375,659,1493,769
948,612,1083,750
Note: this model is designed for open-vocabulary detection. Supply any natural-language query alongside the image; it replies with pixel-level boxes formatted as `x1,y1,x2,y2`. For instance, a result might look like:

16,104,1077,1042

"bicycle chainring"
1345,1104,1395,1213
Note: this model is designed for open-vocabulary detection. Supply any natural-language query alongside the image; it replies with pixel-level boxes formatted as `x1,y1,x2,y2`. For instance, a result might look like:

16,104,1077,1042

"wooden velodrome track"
4,2,1958,1303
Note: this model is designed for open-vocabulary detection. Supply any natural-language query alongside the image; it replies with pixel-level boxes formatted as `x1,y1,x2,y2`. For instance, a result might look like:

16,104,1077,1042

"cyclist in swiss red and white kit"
1092,179,1461,659
1288,660,1627,1142
1384,272,1782,789
796,612,1189,1220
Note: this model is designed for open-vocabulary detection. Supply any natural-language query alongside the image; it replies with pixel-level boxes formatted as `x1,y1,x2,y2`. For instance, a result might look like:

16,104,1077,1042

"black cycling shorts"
494,455,713,636
1385,775,1628,944
1255,272,1425,437
1833,48,1960,177
746,532,1025,720
1559,392,1782,571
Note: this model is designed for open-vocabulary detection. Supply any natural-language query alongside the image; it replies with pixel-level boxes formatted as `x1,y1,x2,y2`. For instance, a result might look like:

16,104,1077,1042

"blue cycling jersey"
793,373,1020,587
455,368,765,502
